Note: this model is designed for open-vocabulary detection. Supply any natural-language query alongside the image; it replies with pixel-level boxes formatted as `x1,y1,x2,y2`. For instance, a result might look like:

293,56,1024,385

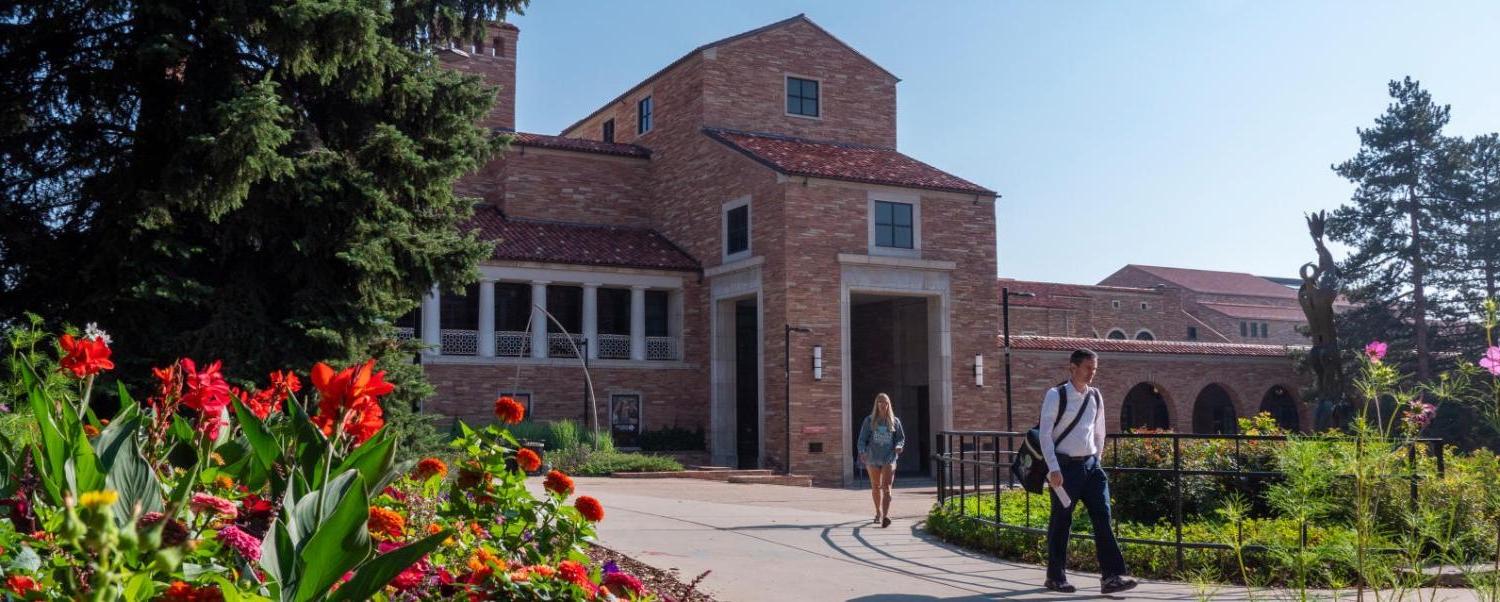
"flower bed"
0,322,671,600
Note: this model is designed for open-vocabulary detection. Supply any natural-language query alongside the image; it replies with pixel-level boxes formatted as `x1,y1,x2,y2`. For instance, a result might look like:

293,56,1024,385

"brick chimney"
439,21,519,131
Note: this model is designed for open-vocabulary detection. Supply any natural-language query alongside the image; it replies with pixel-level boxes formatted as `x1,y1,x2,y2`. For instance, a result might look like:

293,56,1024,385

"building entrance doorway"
734,300,759,468
849,294,932,477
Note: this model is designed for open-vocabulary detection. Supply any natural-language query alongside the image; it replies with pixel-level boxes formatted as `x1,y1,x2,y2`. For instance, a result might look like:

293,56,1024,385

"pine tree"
1451,134,1500,304
1,0,527,448
1329,77,1463,380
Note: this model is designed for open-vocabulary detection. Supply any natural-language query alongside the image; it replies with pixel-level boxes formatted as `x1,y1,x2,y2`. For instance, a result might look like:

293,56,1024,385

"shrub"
550,447,683,476
639,426,706,451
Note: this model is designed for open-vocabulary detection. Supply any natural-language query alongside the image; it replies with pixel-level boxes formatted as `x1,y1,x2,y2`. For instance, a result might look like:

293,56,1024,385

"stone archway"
1259,385,1300,432
1121,382,1171,431
1191,383,1238,434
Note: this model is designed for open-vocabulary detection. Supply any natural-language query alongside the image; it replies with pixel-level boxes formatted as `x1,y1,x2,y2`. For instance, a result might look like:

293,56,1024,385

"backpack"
1010,383,1100,494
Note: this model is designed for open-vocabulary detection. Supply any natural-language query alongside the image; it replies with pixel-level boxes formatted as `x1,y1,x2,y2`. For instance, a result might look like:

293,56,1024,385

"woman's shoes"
873,514,880,524
881,516,892,528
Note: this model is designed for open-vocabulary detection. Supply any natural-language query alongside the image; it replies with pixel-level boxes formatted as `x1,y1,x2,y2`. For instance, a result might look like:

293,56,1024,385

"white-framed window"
785,74,821,118
637,96,653,134
609,392,642,448
1111,300,1121,309
867,191,920,257
722,196,751,262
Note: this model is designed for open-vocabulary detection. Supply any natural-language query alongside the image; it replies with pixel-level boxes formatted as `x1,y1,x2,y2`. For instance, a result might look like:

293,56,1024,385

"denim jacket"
857,415,905,466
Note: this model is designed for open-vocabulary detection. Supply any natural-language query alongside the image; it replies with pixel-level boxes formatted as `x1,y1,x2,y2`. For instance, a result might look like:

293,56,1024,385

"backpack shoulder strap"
1051,384,1069,429
1053,385,1090,443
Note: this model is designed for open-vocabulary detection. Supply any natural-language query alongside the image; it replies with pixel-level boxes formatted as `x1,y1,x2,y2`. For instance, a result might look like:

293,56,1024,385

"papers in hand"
1051,483,1074,509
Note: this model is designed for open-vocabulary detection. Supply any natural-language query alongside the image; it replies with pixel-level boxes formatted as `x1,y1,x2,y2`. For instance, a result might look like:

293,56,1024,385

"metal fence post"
937,433,947,505
1173,435,1184,573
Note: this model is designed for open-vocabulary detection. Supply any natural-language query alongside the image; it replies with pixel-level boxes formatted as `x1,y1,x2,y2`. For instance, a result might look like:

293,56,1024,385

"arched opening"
1259,385,1300,432
1122,382,1171,431
1107,329,1127,340
1192,384,1238,434
1134,330,1155,341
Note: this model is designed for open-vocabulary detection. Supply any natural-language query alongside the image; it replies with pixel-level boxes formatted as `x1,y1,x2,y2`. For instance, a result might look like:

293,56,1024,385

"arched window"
1192,384,1238,434
1134,330,1155,341
1259,386,1300,432
1107,329,1127,340
1121,383,1171,431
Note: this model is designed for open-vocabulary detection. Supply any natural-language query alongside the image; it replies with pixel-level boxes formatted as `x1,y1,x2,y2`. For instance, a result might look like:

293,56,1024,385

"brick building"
412,15,1001,485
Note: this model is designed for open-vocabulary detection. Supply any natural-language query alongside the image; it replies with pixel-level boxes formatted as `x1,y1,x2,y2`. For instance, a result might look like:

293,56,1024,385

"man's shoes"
1043,580,1076,593
1100,576,1138,594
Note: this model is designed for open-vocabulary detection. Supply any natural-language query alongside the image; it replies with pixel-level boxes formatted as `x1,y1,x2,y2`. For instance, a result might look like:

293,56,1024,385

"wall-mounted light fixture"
974,353,984,387
812,345,823,381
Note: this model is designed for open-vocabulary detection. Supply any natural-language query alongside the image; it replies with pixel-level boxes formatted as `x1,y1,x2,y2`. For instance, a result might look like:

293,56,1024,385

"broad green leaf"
102,419,164,523
334,431,394,494
123,572,154,602
259,521,297,600
68,425,104,494
234,399,279,469
117,380,138,414
292,471,372,601
26,373,67,504
171,415,197,444
330,529,451,602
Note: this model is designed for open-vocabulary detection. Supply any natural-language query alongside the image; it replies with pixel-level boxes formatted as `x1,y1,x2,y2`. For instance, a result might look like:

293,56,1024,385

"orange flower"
515,448,542,472
83,424,100,438
529,564,557,578
575,496,604,522
414,457,448,480
556,560,589,587
158,581,223,602
309,359,395,445
470,522,488,538
215,475,235,490
58,333,114,378
543,470,574,496
494,395,525,424
367,506,406,540
6,574,41,595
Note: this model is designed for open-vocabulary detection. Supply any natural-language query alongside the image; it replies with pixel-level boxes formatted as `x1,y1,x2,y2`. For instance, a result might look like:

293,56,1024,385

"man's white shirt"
1038,383,1106,474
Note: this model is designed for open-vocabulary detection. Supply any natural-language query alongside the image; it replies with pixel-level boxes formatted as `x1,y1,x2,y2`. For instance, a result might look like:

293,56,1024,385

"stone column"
582,283,600,360
530,282,549,359
477,280,496,357
421,285,441,356
630,286,647,361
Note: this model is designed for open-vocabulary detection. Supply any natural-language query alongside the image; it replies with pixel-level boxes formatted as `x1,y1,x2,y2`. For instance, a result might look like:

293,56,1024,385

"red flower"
494,395,526,424
602,572,645,597
269,369,302,398
58,333,114,378
543,470,574,496
414,458,448,480
158,581,223,602
556,560,591,588
180,358,230,438
516,448,542,472
574,496,604,522
310,360,394,444
6,574,41,595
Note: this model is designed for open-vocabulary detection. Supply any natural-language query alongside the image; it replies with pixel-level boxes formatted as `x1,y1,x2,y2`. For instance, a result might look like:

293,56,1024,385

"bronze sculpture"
1299,211,1346,430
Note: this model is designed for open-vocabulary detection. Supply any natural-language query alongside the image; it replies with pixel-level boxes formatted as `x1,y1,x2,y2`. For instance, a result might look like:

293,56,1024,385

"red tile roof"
1006,335,1299,358
1197,302,1309,322
467,208,698,272
504,131,651,158
704,128,995,195
1121,265,1297,299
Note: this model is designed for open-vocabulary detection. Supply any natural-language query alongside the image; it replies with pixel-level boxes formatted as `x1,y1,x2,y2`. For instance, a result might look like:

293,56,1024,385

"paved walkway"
563,476,1480,602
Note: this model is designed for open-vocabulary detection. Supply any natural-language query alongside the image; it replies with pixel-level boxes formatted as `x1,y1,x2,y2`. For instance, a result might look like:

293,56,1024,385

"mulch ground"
585,544,718,602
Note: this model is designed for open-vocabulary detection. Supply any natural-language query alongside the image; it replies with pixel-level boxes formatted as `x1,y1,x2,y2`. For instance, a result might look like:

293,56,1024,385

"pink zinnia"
1480,346,1500,376
1365,341,1388,362
191,493,238,519
217,525,261,562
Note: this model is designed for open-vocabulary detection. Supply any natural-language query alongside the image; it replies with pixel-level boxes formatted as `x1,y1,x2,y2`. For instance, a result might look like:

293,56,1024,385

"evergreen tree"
1328,77,1464,380
1449,134,1500,304
1,0,527,451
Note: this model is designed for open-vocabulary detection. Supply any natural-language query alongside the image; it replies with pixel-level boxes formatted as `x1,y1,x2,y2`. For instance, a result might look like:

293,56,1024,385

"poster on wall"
610,394,641,448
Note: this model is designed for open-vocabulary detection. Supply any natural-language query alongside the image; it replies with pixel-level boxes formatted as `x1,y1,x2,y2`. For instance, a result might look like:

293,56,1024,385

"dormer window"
786,76,820,118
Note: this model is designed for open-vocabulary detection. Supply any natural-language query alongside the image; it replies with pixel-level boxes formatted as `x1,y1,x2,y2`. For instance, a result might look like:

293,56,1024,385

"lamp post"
784,324,811,475
1002,288,1035,433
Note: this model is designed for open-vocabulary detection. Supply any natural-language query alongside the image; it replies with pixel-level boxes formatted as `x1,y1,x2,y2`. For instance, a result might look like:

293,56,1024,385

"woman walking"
857,393,905,527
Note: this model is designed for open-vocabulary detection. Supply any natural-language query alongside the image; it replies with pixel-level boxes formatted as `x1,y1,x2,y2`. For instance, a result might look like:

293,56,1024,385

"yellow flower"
79,490,118,509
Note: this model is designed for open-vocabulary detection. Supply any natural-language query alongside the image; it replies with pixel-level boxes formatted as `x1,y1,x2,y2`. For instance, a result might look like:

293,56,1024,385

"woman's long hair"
871,393,896,427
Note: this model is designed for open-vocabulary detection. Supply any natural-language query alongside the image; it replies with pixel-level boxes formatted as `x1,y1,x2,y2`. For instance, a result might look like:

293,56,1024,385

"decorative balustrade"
440,329,478,356
394,327,415,341
496,331,529,357
547,333,585,358
597,334,631,360
646,336,679,361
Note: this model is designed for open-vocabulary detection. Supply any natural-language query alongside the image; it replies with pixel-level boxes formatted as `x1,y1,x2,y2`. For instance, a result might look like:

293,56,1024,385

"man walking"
1039,348,1136,594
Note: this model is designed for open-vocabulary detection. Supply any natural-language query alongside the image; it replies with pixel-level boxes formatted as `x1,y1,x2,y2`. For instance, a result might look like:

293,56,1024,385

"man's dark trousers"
1046,455,1126,582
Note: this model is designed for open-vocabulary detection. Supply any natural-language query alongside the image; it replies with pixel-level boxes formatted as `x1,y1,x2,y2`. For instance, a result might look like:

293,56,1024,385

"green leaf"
123,572,154,602
292,470,372,601
234,399,279,469
117,380,138,414
334,431,395,494
27,372,67,504
68,424,104,494
171,415,197,444
101,417,164,523
330,529,450,602
260,520,297,601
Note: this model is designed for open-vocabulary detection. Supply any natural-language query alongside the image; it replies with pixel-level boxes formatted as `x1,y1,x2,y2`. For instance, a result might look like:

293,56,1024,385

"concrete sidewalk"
561,476,1479,602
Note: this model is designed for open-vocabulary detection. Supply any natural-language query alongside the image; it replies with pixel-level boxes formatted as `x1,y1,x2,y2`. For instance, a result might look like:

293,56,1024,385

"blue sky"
506,1,1500,285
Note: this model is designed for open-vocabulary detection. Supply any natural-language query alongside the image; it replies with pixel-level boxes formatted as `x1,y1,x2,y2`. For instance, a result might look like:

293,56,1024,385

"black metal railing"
933,430,1446,572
